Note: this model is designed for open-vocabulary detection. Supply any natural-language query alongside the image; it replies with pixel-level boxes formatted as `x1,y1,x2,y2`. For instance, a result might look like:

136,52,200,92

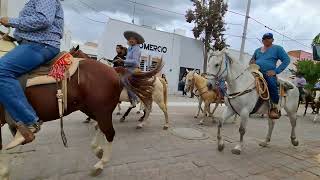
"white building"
98,19,204,94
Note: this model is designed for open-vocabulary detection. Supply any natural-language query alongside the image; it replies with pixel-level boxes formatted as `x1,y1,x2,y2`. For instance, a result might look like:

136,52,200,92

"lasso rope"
254,75,270,100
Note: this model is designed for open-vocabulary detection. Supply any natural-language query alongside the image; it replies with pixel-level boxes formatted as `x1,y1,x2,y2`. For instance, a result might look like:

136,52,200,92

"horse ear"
75,45,80,51
186,69,189,73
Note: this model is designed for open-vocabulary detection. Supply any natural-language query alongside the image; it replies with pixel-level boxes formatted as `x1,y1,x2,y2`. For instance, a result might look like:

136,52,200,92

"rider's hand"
267,70,276,77
249,59,256,64
0,17,10,27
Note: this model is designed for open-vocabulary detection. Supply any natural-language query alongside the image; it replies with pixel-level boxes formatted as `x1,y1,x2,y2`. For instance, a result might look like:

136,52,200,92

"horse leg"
91,111,114,176
231,111,249,155
91,129,105,159
288,112,299,146
314,113,319,123
217,108,235,151
259,118,275,147
137,102,152,129
137,103,144,114
194,98,202,119
138,109,146,122
156,101,169,130
116,103,121,115
210,103,219,123
120,107,133,123
304,102,308,116
199,103,209,125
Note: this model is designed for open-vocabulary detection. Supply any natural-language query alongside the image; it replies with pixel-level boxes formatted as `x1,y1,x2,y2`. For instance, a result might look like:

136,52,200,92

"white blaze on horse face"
315,91,320,103
184,71,194,92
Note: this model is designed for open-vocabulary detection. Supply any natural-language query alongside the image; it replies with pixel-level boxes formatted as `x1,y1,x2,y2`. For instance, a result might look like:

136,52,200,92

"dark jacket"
113,54,125,67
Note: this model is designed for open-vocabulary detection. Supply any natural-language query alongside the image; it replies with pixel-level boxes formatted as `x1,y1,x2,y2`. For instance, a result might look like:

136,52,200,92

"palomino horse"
184,70,222,124
70,47,169,129
207,48,299,155
0,32,162,177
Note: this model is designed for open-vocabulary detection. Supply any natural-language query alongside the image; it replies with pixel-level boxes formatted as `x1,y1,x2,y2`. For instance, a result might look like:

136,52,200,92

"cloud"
62,0,319,53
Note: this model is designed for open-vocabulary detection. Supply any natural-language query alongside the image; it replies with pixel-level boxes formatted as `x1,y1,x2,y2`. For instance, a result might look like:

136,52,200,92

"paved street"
3,96,320,180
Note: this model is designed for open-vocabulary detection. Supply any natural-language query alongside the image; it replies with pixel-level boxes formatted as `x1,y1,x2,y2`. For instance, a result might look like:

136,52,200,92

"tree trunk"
203,35,209,73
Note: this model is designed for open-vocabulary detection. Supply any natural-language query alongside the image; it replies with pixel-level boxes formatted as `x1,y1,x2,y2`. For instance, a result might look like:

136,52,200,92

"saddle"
249,64,294,115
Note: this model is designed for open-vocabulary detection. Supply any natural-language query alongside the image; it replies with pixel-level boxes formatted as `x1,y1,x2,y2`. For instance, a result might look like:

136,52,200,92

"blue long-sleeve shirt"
252,45,290,74
8,0,64,48
125,45,141,68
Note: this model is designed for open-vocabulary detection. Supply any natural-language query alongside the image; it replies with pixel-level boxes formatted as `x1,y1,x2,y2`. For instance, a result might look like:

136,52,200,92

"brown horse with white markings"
0,37,162,177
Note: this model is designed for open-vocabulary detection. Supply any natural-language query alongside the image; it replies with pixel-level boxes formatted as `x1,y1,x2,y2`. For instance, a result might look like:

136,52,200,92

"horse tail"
159,77,168,106
121,60,164,106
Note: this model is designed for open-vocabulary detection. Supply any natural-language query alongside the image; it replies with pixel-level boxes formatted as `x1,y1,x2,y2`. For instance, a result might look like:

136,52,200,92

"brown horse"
0,38,162,177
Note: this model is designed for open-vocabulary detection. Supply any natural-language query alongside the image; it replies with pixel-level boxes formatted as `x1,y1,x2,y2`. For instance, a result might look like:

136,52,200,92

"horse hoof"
95,149,103,159
231,148,241,155
136,125,143,129
83,120,90,124
120,118,125,123
90,168,103,177
198,122,204,125
116,112,121,116
291,139,299,146
138,118,143,122
194,116,198,119
163,126,169,130
259,142,268,147
218,143,224,152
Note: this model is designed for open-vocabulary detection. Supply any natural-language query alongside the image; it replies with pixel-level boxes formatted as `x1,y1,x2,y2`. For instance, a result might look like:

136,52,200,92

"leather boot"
269,104,281,119
5,122,40,150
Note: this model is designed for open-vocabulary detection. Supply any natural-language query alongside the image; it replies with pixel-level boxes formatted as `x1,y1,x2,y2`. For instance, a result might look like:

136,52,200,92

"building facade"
98,19,204,94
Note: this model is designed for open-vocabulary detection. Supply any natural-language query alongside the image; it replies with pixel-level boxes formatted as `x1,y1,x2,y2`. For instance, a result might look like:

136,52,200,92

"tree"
186,0,228,73
296,60,320,89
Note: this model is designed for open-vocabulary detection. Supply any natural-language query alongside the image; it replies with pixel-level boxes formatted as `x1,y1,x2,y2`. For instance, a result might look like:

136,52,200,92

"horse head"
69,45,90,59
184,70,196,93
207,48,229,85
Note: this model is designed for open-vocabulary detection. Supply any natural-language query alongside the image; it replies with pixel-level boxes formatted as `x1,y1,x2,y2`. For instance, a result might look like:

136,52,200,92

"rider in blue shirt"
0,0,63,149
251,33,290,119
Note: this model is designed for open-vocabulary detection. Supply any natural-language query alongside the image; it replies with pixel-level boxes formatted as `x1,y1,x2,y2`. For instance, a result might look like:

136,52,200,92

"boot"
5,122,40,150
269,104,281,119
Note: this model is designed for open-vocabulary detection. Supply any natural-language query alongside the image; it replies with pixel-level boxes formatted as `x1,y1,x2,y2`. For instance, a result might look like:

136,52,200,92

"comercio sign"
140,43,168,54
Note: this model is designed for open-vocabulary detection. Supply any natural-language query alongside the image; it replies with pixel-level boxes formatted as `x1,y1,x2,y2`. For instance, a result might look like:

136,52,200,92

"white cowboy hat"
123,31,145,44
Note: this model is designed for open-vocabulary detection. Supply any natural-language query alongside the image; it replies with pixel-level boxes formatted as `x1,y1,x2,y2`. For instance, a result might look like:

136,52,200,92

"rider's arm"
125,47,141,67
8,0,57,31
275,46,290,74
250,49,257,64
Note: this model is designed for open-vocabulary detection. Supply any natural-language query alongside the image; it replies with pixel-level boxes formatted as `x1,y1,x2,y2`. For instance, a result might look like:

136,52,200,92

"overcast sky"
61,0,320,54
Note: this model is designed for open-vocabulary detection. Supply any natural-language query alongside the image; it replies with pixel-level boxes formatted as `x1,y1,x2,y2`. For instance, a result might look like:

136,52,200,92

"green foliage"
296,60,320,89
185,0,228,51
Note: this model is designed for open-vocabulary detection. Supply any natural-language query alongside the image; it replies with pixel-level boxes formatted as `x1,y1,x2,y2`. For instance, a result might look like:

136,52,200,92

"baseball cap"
262,33,274,40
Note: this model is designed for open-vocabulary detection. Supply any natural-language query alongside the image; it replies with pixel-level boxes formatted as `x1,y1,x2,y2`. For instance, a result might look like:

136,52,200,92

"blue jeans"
123,67,138,103
263,74,279,104
0,42,59,125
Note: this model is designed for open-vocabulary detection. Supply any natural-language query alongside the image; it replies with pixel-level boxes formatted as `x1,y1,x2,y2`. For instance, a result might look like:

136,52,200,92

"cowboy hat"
124,31,145,44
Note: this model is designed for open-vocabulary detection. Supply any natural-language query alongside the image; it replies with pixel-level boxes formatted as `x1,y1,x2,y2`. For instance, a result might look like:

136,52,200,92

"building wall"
98,19,204,94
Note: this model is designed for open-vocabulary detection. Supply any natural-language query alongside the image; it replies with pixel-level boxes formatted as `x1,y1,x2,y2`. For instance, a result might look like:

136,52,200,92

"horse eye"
215,63,219,68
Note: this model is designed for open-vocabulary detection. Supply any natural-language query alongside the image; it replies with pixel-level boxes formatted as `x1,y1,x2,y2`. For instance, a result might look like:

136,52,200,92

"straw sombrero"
124,31,145,44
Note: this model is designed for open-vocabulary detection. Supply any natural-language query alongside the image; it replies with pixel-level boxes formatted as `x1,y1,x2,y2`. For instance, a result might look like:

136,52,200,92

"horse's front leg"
259,118,275,147
231,110,249,155
210,103,219,123
91,129,104,159
200,102,209,125
194,98,202,118
218,108,235,151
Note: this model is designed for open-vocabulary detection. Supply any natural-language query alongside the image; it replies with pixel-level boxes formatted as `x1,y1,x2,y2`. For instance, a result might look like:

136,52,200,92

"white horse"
207,48,300,155
314,91,320,122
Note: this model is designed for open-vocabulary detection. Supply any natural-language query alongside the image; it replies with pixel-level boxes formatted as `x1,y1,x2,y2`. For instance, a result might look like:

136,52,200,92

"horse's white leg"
194,98,202,118
259,118,275,147
0,154,9,180
288,112,299,146
116,103,121,115
314,113,319,123
91,129,104,159
231,110,249,155
137,102,152,129
218,108,235,151
200,102,209,125
210,103,219,123
156,101,169,130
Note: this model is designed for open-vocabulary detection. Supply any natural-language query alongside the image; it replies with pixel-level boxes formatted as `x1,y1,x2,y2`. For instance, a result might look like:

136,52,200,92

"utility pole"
239,0,251,62
132,0,136,24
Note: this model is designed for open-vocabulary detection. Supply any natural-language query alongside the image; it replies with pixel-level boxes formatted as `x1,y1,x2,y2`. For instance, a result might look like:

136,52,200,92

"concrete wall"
99,19,204,94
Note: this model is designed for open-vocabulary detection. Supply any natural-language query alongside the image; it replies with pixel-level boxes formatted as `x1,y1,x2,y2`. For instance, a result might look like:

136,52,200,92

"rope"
254,76,270,100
